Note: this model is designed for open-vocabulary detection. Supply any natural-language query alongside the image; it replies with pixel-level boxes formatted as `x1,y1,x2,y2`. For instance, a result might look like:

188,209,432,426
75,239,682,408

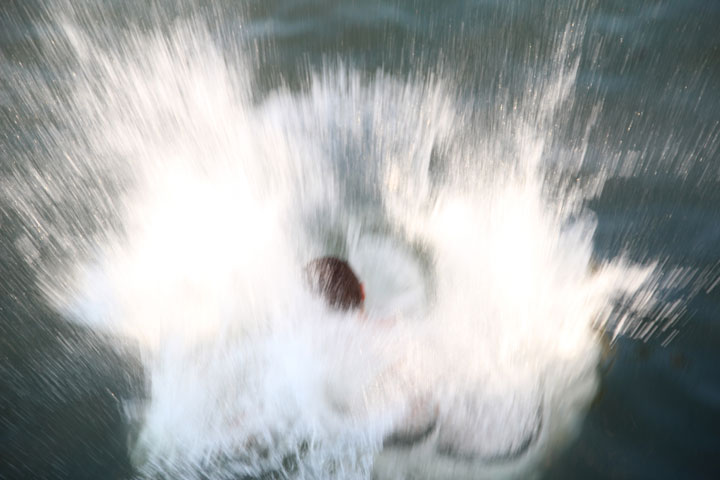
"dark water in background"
1,0,720,478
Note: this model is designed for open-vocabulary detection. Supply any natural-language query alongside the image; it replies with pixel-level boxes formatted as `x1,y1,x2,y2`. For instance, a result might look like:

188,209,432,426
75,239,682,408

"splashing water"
2,6,670,480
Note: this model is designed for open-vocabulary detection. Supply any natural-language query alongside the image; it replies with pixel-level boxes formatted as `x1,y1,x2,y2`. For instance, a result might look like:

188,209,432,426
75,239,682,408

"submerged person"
303,256,438,444
304,256,365,312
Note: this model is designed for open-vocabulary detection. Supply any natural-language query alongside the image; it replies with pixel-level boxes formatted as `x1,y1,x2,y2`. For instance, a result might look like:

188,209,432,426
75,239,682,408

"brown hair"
304,256,365,312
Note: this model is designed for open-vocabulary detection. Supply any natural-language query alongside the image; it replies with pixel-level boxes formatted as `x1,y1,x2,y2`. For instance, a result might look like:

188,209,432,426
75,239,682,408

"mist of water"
1,7,669,480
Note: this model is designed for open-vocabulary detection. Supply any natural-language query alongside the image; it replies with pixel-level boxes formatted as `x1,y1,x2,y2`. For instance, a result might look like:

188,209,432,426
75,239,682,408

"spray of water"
2,8,667,480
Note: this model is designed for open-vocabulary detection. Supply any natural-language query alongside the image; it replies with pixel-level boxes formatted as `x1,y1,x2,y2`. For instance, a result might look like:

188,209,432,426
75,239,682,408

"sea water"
1,1,718,479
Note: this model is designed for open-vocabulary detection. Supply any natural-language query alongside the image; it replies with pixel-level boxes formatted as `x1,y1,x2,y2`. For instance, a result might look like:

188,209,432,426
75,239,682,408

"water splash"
2,6,671,480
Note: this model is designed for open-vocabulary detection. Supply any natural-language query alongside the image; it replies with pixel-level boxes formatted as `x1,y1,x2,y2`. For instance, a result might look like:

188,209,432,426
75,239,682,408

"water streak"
1,6,671,480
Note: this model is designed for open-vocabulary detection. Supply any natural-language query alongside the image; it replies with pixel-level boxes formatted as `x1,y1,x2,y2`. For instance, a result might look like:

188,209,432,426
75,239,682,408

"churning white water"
5,12,662,480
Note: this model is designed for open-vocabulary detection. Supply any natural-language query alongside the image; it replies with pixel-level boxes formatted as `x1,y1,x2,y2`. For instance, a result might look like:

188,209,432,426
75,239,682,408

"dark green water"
1,1,719,479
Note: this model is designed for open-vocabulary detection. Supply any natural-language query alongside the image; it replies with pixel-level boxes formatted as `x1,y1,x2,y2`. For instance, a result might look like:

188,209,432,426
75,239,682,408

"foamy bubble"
4,10,665,480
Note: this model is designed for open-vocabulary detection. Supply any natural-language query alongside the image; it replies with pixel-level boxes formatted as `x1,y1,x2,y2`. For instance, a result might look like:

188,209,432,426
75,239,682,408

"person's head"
304,256,365,312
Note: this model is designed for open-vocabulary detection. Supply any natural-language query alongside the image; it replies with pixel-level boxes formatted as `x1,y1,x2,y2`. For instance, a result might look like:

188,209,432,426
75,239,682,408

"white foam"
15,15,661,480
